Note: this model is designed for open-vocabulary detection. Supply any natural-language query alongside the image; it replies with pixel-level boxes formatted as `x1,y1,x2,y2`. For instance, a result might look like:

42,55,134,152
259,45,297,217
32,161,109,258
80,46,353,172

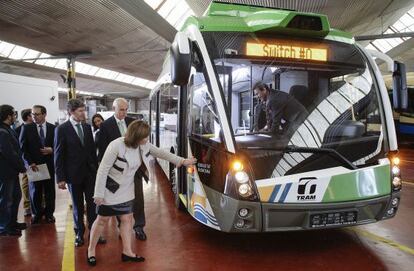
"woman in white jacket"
87,120,196,266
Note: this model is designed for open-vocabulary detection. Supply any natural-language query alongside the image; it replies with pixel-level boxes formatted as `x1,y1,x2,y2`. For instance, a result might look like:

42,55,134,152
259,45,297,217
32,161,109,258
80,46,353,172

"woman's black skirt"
97,200,134,216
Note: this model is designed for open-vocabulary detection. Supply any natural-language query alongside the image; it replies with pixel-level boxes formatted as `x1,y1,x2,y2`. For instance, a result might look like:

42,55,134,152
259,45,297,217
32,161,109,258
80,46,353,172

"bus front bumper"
206,186,401,232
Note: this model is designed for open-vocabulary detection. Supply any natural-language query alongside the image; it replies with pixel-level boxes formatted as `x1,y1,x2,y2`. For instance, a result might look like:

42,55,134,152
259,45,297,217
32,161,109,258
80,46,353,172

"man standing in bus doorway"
97,98,147,241
253,81,308,135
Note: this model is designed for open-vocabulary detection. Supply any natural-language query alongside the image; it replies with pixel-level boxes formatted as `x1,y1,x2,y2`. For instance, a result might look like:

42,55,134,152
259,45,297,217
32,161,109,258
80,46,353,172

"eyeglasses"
31,113,43,116
13,111,18,116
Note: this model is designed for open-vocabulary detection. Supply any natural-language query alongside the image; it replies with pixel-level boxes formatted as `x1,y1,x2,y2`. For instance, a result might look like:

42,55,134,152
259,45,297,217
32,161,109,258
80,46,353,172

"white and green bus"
149,2,402,232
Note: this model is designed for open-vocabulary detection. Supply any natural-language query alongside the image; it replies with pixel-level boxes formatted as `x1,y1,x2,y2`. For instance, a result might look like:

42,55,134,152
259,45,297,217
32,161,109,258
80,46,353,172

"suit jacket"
266,90,308,134
54,120,98,184
20,122,55,178
97,116,134,161
0,123,26,179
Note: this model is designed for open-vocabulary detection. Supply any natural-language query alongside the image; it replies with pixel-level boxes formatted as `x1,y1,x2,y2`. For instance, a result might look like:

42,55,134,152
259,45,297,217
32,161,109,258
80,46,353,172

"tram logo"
297,177,317,200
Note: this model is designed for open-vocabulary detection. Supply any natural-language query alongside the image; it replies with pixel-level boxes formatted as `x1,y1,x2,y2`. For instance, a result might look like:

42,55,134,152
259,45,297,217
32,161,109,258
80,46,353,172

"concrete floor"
0,150,413,271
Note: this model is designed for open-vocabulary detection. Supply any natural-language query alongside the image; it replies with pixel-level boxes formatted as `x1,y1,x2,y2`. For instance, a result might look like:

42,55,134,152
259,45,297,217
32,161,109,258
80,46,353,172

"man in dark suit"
97,98,147,241
15,108,33,217
253,82,308,135
0,104,27,236
54,99,105,247
20,105,56,224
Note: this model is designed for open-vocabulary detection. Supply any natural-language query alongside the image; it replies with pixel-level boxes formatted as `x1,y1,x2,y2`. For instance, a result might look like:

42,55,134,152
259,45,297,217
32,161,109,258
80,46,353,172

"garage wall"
0,72,59,125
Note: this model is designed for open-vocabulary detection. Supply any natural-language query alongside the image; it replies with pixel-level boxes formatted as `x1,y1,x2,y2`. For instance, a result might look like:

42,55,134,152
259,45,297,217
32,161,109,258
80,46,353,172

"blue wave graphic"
194,203,219,226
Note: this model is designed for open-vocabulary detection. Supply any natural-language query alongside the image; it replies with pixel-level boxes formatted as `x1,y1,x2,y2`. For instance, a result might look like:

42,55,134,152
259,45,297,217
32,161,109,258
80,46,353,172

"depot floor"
0,150,413,271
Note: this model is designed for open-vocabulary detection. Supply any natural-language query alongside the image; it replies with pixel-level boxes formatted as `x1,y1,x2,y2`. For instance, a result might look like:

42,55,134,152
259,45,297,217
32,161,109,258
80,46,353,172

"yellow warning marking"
179,193,188,207
349,228,414,256
61,206,75,271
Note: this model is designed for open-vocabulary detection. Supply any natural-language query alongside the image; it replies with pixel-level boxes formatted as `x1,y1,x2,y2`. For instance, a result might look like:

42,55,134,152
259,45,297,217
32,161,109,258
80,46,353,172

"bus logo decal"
297,177,317,201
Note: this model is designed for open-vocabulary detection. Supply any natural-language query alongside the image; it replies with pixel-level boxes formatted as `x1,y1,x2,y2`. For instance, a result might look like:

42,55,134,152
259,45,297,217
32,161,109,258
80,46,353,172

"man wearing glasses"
20,105,56,224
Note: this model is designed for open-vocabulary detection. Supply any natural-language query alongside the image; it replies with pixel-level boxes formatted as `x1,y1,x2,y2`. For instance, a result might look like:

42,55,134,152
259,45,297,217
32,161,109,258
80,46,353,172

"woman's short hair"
91,113,104,131
124,120,150,148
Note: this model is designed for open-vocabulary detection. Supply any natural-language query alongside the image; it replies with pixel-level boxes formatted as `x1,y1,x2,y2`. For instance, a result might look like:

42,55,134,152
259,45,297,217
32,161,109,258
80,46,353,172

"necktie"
118,121,126,136
75,123,84,145
39,125,45,147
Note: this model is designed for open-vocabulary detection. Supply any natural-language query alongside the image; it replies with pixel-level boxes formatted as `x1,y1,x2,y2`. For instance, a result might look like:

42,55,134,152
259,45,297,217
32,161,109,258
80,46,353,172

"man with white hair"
97,97,147,241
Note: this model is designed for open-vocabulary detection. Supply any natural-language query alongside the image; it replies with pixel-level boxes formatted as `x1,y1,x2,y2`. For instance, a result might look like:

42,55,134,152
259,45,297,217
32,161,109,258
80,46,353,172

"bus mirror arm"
171,32,192,86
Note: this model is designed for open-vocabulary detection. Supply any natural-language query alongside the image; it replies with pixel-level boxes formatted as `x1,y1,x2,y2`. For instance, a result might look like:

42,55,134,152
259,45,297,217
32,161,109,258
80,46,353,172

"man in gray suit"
253,82,308,135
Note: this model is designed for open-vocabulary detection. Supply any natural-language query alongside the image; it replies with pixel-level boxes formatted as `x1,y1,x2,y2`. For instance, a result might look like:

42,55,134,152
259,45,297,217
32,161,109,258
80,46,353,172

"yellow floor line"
349,228,414,256
61,206,75,271
403,181,414,186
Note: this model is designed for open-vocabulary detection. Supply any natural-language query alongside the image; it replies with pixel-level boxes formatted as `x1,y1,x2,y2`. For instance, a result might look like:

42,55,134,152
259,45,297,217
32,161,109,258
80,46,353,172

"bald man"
97,98,147,241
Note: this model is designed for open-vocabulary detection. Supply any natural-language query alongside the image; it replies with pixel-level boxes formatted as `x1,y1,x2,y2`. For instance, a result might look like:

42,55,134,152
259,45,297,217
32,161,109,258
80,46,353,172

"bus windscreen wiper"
241,145,357,170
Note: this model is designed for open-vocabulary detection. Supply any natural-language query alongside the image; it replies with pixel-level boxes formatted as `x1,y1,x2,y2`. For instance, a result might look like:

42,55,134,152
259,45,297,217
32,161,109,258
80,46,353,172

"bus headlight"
238,184,251,196
392,166,400,175
235,171,249,184
224,159,259,201
392,176,402,190
389,154,402,191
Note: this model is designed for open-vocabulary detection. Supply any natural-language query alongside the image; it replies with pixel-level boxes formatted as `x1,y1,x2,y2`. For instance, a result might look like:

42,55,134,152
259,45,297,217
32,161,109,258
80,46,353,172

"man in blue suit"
54,99,105,247
0,104,27,236
20,105,56,224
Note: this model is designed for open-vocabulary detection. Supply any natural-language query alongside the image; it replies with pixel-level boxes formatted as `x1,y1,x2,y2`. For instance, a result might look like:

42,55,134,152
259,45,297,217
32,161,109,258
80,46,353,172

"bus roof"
181,1,354,44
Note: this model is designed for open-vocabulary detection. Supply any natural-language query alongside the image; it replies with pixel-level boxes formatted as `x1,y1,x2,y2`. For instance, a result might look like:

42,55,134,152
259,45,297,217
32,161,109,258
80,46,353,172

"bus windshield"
202,32,386,178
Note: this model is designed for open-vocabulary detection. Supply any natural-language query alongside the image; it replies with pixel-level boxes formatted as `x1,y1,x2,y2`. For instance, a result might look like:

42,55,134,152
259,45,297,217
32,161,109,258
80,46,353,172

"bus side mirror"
171,32,191,86
392,61,408,111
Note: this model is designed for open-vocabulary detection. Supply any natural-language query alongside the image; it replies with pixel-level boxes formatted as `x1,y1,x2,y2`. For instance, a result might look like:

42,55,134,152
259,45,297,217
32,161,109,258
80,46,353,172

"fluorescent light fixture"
0,39,156,90
58,87,104,97
143,0,194,30
365,6,414,52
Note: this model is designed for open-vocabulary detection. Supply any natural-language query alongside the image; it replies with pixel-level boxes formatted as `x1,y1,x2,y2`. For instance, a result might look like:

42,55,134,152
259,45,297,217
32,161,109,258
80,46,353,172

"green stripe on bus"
322,165,391,202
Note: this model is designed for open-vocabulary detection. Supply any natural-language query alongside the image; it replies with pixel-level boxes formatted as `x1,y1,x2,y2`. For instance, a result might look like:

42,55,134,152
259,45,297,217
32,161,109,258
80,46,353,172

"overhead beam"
111,0,177,43
355,32,414,41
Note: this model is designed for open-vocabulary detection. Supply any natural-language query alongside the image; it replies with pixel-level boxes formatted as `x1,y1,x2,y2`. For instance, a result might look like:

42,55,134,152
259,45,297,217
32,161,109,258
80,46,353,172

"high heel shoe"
87,251,97,266
121,253,145,262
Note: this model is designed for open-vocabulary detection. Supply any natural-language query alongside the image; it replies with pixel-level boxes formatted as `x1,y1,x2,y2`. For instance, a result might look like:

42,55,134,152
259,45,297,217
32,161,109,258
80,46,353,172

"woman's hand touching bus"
182,157,197,167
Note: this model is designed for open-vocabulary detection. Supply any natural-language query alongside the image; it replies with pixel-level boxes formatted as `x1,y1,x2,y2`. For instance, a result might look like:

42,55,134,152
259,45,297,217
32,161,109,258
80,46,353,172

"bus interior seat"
323,120,365,144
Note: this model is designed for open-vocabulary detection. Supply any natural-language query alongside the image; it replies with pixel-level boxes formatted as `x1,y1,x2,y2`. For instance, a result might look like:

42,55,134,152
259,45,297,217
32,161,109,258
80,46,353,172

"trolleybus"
149,1,402,232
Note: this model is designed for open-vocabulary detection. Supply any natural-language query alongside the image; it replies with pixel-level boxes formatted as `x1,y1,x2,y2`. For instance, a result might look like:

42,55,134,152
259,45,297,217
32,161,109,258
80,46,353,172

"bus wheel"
171,169,186,211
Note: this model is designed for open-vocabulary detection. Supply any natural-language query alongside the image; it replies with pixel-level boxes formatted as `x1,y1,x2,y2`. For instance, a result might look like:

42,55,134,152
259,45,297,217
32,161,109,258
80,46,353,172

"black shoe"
0,229,22,236
97,236,107,245
134,228,147,241
121,253,145,262
31,216,41,225
46,216,56,224
13,222,27,231
87,251,97,266
75,235,84,247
